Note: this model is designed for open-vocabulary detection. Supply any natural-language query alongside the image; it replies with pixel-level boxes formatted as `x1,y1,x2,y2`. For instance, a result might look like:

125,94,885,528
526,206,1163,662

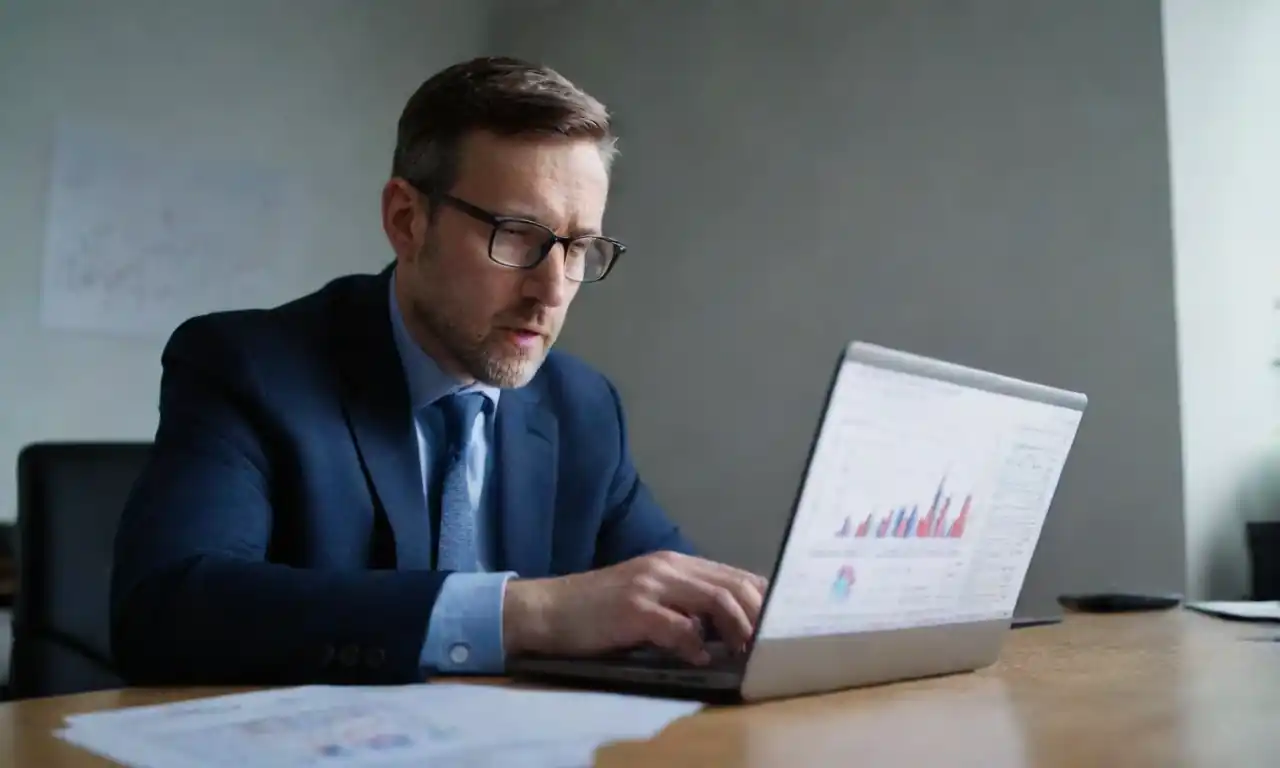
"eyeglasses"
431,192,625,283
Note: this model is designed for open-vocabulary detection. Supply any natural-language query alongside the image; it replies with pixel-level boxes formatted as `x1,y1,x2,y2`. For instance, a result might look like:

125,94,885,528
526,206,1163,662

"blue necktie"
435,392,485,572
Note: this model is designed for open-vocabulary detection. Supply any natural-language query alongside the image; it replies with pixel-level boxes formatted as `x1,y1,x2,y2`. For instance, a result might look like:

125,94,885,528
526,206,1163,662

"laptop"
508,341,1088,703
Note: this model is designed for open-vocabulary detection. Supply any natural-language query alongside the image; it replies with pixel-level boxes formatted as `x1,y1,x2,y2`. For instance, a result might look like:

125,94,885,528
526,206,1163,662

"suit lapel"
494,387,557,576
335,267,433,570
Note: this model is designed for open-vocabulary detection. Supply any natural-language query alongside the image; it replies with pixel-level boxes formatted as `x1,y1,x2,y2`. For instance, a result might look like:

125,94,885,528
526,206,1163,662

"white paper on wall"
39,119,298,337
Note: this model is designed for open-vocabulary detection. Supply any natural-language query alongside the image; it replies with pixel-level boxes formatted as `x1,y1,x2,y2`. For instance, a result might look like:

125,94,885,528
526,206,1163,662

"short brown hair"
392,56,616,199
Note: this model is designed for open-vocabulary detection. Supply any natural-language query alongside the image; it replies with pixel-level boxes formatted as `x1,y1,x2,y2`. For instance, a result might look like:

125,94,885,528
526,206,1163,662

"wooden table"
2,611,1278,766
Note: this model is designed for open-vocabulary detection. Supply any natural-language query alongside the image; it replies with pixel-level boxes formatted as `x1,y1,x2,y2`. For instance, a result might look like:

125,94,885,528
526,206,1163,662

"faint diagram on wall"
39,119,303,337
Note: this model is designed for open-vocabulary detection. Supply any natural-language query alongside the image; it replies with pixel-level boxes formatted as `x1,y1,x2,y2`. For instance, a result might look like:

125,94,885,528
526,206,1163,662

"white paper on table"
1185,600,1280,621
56,684,702,768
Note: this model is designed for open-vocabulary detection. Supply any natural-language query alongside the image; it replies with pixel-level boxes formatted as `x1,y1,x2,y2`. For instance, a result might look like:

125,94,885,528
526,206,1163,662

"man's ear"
381,178,428,263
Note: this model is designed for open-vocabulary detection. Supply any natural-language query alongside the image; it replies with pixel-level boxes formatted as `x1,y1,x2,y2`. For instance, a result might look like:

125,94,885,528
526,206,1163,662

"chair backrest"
10,441,152,699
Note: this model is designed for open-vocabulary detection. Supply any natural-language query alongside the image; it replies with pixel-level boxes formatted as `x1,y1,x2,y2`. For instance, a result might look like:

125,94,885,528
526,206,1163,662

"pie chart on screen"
830,564,855,601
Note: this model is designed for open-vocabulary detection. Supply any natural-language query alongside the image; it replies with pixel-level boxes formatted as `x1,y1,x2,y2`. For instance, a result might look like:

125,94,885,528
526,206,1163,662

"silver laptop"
508,341,1088,703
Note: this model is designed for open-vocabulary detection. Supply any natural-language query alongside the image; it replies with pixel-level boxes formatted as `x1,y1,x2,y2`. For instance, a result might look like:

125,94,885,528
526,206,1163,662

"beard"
407,246,553,389
410,297,546,388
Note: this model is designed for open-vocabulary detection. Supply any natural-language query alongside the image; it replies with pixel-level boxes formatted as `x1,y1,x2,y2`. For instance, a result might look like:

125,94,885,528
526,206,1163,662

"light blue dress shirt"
388,276,517,675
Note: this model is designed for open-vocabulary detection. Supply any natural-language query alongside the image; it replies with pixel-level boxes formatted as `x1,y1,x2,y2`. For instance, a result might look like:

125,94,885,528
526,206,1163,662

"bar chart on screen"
812,454,989,565
834,474,973,542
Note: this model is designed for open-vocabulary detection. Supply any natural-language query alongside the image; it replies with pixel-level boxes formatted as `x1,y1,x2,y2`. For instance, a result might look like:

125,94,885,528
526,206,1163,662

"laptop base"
1011,615,1063,629
508,664,746,704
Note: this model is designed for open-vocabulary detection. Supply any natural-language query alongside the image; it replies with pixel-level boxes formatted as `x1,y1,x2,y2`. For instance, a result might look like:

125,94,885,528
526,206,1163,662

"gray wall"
493,0,1185,608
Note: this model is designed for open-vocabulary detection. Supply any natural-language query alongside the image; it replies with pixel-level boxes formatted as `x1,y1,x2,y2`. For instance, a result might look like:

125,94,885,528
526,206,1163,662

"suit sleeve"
110,318,448,686
591,379,699,567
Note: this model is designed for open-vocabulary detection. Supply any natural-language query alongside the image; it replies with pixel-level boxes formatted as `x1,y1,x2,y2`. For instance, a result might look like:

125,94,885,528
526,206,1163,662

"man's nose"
522,243,570,307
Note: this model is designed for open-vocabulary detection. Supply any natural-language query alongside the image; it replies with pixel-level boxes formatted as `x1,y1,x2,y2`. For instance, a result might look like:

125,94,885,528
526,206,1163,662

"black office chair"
9,441,152,699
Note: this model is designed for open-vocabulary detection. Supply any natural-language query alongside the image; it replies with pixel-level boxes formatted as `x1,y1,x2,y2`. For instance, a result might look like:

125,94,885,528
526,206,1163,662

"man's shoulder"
161,270,383,384
167,271,377,350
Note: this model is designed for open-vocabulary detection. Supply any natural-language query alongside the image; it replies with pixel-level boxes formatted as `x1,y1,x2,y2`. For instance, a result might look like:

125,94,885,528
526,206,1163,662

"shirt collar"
388,269,501,412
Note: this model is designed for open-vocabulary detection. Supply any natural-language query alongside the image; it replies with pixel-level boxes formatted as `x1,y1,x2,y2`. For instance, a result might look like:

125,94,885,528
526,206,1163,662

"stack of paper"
56,684,702,767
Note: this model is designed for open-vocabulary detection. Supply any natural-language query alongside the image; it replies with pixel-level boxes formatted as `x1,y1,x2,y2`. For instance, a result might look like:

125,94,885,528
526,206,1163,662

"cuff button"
448,643,470,665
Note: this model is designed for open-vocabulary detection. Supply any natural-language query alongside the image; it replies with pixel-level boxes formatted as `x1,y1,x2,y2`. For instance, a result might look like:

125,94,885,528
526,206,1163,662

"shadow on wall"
1208,443,1280,598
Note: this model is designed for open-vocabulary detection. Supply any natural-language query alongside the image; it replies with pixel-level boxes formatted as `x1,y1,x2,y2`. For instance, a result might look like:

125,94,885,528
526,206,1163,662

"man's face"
390,131,610,388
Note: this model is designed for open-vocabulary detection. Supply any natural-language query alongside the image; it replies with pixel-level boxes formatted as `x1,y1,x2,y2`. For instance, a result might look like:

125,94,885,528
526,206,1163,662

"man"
110,56,766,687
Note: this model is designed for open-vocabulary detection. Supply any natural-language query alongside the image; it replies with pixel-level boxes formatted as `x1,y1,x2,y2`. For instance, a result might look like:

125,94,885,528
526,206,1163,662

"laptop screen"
756,343,1086,640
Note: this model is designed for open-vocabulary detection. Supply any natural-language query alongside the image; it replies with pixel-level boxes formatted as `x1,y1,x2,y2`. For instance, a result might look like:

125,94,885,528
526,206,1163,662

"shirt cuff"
420,571,516,675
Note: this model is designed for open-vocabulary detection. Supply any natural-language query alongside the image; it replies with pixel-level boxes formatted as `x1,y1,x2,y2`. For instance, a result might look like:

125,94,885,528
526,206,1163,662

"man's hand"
502,551,769,665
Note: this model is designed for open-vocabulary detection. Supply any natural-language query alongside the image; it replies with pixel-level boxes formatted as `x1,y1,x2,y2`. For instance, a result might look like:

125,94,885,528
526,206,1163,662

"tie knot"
438,391,486,444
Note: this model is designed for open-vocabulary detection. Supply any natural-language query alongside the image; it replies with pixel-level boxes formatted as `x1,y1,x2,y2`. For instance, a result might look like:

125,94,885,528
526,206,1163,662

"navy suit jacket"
109,266,695,686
